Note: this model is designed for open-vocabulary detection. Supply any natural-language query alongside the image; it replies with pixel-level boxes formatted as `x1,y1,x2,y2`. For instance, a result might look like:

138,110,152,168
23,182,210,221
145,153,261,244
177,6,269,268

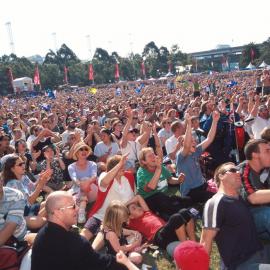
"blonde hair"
138,147,154,167
103,201,129,237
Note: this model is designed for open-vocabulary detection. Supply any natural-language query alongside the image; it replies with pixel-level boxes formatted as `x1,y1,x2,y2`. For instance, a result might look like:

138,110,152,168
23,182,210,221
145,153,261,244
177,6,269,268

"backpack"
0,240,29,270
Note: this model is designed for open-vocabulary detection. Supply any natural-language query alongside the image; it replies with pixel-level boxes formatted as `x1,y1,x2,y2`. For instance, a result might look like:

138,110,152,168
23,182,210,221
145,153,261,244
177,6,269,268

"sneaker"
78,208,86,224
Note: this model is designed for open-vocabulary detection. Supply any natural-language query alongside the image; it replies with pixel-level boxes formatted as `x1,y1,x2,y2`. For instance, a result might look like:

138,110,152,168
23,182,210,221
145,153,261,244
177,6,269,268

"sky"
0,0,269,60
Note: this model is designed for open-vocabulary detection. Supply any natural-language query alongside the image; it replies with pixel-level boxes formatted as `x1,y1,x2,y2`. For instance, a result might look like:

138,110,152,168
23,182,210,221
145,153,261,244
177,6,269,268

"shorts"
84,216,101,235
24,203,40,216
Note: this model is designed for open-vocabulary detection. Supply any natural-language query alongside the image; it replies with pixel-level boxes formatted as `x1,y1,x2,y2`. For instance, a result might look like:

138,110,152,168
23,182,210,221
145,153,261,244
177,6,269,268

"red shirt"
128,211,166,241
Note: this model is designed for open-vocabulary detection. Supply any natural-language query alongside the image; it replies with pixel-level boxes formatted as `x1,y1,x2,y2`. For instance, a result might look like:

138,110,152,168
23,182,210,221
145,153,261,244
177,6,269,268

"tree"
240,43,260,68
259,37,270,65
142,41,160,77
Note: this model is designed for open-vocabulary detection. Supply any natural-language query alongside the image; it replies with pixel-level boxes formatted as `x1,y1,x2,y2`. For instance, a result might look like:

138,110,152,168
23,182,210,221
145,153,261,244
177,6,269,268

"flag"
33,64,40,85
64,66,68,84
141,62,145,77
6,67,15,93
89,63,94,81
168,62,172,73
89,87,97,94
115,63,120,80
250,48,255,62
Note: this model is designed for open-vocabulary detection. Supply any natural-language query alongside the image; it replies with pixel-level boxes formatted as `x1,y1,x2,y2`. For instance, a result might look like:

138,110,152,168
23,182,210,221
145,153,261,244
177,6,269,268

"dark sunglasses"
222,167,239,174
166,122,172,124
16,162,25,167
133,117,138,120
79,147,89,151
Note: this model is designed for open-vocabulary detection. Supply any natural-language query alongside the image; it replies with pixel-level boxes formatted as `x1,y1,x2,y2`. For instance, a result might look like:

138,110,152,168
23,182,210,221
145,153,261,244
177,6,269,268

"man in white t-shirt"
251,105,270,139
165,121,185,163
61,118,84,144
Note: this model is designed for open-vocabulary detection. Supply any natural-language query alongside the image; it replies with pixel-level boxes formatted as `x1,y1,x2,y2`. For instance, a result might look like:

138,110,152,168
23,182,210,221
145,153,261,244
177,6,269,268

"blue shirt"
176,146,205,196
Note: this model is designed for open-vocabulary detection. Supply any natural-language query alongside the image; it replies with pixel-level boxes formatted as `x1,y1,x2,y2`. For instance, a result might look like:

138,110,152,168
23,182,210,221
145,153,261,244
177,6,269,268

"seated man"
137,147,192,221
127,195,196,249
238,139,270,240
176,112,219,203
201,162,270,270
0,177,27,246
31,191,138,270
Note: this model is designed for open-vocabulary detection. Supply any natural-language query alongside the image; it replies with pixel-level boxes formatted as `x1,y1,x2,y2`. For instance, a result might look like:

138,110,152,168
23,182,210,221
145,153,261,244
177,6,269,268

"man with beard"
61,118,85,144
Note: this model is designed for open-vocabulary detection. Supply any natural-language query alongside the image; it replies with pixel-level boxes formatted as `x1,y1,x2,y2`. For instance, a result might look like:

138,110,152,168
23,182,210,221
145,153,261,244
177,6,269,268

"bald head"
45,191,73,217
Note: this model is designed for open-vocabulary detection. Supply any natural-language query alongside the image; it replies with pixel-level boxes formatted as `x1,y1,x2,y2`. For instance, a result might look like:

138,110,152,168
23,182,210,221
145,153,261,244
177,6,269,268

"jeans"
221,245,270,270
250,206,270,240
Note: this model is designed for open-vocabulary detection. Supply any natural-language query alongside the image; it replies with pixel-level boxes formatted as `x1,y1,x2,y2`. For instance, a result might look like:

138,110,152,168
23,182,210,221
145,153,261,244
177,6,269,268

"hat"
72,142,91,160
67,118,76,124
100,128,111,136
28,117,38,123
173,241,209,270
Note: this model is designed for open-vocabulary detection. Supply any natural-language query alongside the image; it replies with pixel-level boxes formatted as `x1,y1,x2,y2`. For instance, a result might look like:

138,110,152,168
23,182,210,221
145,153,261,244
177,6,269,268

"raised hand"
212,110,220,122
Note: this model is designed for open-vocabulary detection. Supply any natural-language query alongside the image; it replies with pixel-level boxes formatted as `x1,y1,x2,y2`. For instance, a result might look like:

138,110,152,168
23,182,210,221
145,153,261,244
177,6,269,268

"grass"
83,185,221,269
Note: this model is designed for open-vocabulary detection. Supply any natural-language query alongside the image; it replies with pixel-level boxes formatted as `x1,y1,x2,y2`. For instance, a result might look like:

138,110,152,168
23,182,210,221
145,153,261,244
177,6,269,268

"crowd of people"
1,68,270,270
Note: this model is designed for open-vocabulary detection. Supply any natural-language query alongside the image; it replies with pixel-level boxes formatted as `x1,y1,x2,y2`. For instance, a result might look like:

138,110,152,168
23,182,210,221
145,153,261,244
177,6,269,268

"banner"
33,64,40,85
6,67,15,93
141,62,145,77
115,63,120,80
64,66,68,84
89,63,94,81
250,48,255,62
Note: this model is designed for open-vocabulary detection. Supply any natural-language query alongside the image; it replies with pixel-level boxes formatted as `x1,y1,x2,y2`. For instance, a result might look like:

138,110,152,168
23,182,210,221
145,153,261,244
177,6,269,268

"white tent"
148,78,156,81
246,63,256,70
158,76,167,80
13,77,33,93
259,61,269,68
165,72,174,77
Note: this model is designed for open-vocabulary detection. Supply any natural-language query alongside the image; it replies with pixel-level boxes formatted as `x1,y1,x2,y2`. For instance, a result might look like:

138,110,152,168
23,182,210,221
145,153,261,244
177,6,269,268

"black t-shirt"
203,193,262,269
31,222,127,270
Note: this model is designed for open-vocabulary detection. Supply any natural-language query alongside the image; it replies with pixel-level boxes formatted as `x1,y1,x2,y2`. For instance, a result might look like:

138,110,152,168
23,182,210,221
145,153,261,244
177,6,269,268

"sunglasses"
79,147,89,152
58,203,76,211
222,167,239,174
133,117,138,120
166,122,172,124
16,162,25,167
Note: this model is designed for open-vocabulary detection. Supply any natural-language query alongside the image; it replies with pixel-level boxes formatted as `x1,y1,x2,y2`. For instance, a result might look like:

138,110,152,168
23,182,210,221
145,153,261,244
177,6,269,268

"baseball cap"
173,241,209,270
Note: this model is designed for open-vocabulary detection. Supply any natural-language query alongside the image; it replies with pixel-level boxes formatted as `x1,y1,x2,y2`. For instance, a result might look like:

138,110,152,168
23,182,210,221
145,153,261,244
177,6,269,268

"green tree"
240,43,260,68
259,37,270,65
143,41,160,77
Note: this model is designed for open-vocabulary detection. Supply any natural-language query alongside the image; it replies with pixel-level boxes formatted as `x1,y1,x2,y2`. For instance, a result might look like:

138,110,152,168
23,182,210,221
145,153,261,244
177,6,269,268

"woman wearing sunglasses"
68,142,98,224
2,155,52,230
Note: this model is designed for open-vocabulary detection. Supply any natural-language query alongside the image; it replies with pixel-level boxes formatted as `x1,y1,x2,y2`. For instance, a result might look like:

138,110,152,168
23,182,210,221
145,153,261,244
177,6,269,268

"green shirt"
136,165,172,199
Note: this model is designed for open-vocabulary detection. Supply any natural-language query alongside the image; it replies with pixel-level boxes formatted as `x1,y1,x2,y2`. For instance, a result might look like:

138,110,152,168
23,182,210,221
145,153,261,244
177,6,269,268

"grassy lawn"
83,185,221,269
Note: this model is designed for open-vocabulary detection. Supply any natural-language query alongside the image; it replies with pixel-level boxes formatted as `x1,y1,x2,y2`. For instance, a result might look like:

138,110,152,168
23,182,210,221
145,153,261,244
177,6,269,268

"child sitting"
102,201,143,265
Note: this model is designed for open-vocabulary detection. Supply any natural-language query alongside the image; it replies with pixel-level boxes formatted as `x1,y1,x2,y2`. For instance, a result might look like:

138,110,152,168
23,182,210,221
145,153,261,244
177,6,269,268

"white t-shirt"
158,128,173,147
251,116,270,139
121,140,141,168
26,134,36,149
165,135,178,163
93,172,134,220
94,142,119,158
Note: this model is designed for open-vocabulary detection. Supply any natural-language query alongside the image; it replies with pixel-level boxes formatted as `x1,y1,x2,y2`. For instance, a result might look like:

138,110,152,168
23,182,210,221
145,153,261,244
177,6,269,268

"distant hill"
27,55,44,64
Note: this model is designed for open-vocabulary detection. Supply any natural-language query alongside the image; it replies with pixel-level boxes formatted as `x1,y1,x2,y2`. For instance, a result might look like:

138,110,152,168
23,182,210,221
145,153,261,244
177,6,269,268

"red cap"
173,241,209,270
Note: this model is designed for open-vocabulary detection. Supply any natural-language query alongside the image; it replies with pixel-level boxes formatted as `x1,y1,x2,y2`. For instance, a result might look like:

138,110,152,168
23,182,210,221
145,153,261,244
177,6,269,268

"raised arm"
99,154,128,189
200,111,220,151
181,113,193,157
120,108,133,149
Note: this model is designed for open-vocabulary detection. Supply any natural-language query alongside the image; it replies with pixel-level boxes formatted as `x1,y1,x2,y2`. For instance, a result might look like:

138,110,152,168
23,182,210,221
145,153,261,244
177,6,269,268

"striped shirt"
203,192,261,268
0,187,27,241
